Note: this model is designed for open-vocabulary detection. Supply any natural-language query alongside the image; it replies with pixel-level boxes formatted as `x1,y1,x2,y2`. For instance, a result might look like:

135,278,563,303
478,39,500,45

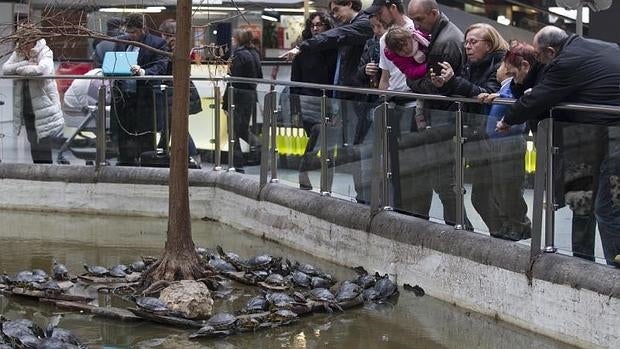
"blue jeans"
595,152,620,265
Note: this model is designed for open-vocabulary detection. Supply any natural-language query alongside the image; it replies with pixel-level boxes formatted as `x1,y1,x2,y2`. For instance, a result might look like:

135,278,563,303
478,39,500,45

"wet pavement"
0,210,579,349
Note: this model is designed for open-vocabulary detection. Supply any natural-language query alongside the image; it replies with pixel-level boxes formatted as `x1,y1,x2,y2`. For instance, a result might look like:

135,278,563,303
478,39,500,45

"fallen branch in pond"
40,299,141,322
1,288,94,303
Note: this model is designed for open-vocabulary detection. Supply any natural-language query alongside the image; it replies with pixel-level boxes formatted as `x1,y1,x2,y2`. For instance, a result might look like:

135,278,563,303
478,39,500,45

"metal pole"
152,86,159,151
454,101,465,229
162,84,170,154
382,98,392,210
544,111,557,253
319,90,330,196
227,84,236,172
213,85,222,170
260,91,276,185
531,119,548,258
95,84,107,170
270,92,279,183
576,3,584,37
370,104,384,214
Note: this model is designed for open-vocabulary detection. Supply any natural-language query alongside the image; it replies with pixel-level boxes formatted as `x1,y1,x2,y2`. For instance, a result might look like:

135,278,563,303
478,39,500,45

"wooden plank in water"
41,299,141,321
78,275,134,284
8,288,94,303
128,308,206,328
221,271,257,285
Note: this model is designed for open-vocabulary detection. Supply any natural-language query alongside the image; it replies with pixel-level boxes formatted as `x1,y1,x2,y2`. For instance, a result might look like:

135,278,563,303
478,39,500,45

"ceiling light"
192,6,245,11
99,8,163,13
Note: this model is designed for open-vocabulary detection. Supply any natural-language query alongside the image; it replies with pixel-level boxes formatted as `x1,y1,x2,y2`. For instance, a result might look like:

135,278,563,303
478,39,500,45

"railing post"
382,98,392,210
531,119,547,258
544,110,557,253
260,91,276,186
162,84,170,154
227,84,236,172
270,92,279,183
213,85,222,170
454,101,466,229
95,84,107,170
319,90,330,196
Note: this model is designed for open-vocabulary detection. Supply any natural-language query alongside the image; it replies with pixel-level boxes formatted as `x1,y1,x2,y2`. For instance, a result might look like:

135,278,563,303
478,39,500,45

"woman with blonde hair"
430,23,514,238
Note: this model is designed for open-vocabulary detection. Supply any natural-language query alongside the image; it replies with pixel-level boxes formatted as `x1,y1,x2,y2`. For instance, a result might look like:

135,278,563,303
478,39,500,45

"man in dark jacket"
497,26,620,265
111,14,169,166
401,0,467,227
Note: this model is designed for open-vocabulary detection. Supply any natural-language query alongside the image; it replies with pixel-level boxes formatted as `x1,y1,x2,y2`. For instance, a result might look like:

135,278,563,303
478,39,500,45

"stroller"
58,69,114,164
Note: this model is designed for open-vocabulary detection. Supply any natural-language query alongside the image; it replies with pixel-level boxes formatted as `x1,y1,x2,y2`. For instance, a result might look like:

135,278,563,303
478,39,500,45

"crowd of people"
281,0,620,265
2,1,619,265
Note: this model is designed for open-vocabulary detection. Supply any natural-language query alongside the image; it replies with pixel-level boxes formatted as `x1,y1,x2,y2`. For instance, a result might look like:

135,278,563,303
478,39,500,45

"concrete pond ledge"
0,163,618,348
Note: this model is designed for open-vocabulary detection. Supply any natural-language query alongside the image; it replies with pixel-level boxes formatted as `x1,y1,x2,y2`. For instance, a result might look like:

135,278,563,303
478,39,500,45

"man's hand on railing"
477,92,499,104
279,47,300,61
495,118,511,133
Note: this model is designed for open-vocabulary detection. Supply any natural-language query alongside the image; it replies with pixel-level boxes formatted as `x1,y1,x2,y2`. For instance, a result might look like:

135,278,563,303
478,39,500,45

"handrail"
3,74,619,114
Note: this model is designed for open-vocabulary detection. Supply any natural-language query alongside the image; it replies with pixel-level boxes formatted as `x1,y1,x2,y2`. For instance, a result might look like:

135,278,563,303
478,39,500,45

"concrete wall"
0,163,618,348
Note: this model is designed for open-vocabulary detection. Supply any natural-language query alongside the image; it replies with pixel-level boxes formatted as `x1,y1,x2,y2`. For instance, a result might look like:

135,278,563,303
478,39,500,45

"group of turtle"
0,315,85,349
82,259,148,279
160,246,400,339
0,261,72,295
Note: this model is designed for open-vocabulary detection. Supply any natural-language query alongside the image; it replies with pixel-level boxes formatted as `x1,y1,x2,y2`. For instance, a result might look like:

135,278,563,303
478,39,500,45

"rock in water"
159,280,214,320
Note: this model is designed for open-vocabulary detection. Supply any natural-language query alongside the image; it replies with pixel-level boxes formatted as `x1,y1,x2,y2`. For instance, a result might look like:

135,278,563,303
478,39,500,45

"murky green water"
0,210,577,349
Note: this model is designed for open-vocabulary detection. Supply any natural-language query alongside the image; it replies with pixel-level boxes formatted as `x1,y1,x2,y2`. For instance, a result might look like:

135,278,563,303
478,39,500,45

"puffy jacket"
2,39,64,140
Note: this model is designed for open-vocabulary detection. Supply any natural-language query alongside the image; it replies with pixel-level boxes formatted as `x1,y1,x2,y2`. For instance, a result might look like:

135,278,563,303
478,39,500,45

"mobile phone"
429,62,442,75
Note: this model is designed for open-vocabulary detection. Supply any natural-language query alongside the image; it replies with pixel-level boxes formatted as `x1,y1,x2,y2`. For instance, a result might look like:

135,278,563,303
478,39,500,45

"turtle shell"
245,295,268,313
83,264,108,277
52,261,69,281
208,257,237,273
264,273,286,286
291,271,311,288
109,265,128,278
130,260,146,272
336,281,362,302
206,313,237,330
308,288,336,302
266,292,295,308
374,275,398,299
135,297,168,313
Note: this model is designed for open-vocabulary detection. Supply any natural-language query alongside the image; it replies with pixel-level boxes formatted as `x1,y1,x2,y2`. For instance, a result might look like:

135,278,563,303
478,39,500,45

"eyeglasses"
464,38,487,47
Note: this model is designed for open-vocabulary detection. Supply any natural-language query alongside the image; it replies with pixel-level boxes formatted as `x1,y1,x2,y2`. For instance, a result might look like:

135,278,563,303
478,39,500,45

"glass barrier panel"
223,86,267,175
328,94,377,203
462,111,533,242
554,118,619,265
274,89,320,190
390,102,455,225
189,78,224,168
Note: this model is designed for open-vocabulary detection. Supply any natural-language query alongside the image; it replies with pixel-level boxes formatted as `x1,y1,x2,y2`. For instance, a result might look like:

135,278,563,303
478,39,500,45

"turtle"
188,325,230,339
243,254,282,272
15,271,45,284
32,269,49,278
38,338,80,349
130,260,146,273
195,313,238,336
215,246,243,270
0,273,10,285
48,327,84,348
268,309,298,326
0,318,44,349
243,295,268,313
354,274,377,289
290,271,312,288
335,281,363,303
311,276,334,289
264,273,287,287
373,274,398,300
51,260,70,281
265,292,296,309
40,280,63,295
135,297,169,313
83,264,109,277
208,257,237,273
308,288,343,312
109,265,128,278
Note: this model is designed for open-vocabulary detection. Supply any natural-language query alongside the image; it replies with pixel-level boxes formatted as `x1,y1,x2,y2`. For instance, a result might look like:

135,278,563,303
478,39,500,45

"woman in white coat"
2,34,64,163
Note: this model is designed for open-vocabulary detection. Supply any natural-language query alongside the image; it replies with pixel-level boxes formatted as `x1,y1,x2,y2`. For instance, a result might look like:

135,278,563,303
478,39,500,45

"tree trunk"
140,0,206,287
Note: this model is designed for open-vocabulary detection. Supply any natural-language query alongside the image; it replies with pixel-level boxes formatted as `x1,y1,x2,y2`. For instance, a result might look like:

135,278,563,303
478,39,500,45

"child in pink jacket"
384,26,431,129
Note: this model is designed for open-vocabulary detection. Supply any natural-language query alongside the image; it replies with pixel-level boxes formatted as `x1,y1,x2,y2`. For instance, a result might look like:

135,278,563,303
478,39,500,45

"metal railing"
1,74,619,264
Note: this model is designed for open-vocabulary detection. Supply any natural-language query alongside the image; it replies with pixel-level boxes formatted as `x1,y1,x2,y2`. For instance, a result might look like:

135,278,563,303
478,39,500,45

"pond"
0,210,577,349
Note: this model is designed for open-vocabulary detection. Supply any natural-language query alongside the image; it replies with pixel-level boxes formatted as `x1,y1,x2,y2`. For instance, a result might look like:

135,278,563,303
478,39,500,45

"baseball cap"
364,0,403,15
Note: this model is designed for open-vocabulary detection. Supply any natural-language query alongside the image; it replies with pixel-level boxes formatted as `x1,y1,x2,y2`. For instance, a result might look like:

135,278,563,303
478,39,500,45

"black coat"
356,36,381,87
504,35,620,126
223,45,262,111
439,50,504,115
298,12,373,96
290,48,337,96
